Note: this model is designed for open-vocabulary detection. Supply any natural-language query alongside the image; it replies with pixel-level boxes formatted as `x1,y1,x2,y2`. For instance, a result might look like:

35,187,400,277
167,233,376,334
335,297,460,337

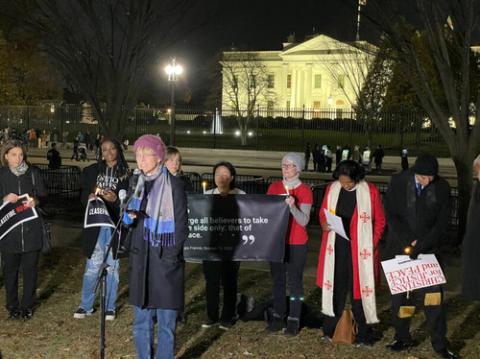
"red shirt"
267,181,313,245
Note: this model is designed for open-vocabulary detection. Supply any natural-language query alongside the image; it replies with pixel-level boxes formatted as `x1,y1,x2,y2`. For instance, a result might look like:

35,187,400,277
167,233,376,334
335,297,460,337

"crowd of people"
2,133,477,359
304,142,387,175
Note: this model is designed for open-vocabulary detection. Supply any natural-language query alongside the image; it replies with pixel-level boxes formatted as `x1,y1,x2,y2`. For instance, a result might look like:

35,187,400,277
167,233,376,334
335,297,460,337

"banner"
381,254,446,295
0,194,38,241
84,198,115,228
184,194,290,262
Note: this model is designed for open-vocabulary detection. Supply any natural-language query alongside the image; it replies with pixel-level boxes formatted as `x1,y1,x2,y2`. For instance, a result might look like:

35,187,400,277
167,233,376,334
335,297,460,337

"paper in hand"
323,209,350,240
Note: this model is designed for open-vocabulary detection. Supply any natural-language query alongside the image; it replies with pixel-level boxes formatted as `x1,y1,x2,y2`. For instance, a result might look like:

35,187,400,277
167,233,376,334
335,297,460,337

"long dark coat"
462,181,480,300
384,170,451,260
80,162,129,258
127,172,188,311
0,166,47,254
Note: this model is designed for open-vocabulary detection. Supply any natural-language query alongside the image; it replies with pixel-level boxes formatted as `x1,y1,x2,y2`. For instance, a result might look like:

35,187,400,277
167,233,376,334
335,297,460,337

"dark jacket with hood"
80,162,129,258
384,170,451,260
0,165,47,253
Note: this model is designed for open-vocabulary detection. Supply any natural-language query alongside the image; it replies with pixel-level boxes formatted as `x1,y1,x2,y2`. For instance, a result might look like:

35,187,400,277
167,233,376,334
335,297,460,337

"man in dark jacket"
384,154,456,359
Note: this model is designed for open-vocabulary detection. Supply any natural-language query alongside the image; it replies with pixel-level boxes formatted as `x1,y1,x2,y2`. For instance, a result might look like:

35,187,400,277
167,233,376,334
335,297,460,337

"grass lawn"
1,246,479,358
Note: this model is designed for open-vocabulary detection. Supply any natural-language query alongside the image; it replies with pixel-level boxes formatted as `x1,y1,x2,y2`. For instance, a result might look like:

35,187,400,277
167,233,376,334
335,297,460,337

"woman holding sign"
0,140,47,320
123,134,188,359
73,137,130,321
266,153,313,336
202,161,245,330
316,160,385,346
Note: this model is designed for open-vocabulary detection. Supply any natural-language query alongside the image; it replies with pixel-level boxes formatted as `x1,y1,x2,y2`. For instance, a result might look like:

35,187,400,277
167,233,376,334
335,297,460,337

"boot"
285,317,300,336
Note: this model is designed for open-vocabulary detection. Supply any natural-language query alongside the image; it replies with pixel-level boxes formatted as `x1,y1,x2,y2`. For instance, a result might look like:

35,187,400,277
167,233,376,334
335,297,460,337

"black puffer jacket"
0,166,47,254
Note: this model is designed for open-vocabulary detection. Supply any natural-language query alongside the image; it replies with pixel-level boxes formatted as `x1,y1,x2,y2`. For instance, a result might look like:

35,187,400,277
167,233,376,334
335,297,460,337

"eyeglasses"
281,164,296,169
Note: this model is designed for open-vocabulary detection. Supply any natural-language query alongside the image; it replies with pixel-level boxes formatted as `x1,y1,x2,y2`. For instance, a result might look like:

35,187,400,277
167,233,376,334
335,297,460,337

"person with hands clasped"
73,137,130,321
266,153,313,336
0,140,47,320
384,154,457,359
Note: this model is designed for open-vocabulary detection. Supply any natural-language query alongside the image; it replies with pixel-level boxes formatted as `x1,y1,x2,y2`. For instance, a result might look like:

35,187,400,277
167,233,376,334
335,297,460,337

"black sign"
0,194,38,240
84,198,115,228
185,194,290,262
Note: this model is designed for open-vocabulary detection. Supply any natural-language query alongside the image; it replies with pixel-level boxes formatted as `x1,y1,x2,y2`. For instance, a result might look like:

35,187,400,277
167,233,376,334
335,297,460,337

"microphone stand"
93,199,129,359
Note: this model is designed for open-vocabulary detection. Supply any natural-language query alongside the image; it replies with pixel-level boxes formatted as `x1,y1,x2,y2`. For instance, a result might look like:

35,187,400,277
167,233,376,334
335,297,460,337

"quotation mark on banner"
242,235,255,245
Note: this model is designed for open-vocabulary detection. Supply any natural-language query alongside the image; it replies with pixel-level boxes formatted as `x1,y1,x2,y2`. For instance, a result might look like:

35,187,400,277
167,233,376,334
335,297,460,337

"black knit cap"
413,154,438,176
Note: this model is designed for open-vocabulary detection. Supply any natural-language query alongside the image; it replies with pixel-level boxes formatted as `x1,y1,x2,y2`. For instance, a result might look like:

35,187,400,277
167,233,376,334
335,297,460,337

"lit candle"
403,246,413,255
95,187,101,196
284,184,289,196
202,181,207,194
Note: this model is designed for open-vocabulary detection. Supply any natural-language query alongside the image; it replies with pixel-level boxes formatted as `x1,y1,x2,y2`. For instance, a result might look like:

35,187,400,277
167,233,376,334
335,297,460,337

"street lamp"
164,58,183,146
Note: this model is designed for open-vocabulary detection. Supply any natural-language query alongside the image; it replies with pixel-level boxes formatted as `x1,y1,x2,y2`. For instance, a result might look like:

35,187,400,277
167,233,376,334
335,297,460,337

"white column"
304,63,312,108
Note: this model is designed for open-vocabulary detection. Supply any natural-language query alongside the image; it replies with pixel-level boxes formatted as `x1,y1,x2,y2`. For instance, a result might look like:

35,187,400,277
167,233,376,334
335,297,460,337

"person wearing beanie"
123,134,188,359
316,160,385,346
265,152,313,336
384,153,456,359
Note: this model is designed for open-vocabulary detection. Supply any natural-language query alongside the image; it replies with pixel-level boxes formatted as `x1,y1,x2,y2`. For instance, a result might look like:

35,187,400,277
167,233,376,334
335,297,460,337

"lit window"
267,74,275,88
314,74,322,89
337,74,345,89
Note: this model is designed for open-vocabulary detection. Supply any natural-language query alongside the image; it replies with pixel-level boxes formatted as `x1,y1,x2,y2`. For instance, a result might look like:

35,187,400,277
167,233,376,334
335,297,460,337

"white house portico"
221,34,376,117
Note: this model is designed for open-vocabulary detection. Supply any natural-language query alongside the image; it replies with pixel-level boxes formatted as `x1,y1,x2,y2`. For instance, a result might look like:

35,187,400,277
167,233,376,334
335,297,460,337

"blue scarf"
128,166,175,247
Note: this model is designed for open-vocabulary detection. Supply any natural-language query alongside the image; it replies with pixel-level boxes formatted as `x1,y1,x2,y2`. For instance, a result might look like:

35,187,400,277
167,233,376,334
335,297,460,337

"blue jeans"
79,227,119,312
133,306,177,359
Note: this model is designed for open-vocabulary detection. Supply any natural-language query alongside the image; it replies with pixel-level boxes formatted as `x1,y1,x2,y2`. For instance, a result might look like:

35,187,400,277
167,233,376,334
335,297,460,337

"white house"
221,34,376,118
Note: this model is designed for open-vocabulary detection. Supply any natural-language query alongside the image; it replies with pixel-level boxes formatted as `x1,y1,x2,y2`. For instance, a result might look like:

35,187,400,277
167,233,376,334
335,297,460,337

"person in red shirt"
266,153,313,336
316,160,385,346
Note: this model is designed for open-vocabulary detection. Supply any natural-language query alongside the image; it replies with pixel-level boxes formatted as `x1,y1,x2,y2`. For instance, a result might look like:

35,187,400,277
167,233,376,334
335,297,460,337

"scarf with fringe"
128,166,175,247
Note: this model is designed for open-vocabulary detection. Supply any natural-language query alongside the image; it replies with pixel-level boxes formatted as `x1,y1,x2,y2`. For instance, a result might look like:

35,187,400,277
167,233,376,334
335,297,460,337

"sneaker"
22,308,33,320
8,308,22,320
105,310,116,321
201,319,218,328
219,320,234,330
73,307,94,319
321,335,333,343
386,339,415,352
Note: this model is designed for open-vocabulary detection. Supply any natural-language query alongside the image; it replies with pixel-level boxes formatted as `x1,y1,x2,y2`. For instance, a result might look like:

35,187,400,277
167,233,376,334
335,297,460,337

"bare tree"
221,52,275,145
322,40,393,147
2,0,200,137
365,0,480,241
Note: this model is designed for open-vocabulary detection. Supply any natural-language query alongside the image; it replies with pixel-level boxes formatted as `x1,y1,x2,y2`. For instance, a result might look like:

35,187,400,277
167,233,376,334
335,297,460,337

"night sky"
149,0,380,107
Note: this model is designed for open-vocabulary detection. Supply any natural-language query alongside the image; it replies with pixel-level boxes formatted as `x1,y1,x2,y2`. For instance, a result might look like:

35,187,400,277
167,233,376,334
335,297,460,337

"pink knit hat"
133,134,166,160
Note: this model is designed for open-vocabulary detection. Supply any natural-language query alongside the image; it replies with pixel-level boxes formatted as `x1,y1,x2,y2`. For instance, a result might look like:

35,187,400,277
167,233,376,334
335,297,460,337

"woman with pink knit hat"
123,134,188,359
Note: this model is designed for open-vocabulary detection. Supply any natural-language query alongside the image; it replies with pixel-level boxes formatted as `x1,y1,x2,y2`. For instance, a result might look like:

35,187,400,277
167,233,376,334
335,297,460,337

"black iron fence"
0,105,447,156
33,166,459,230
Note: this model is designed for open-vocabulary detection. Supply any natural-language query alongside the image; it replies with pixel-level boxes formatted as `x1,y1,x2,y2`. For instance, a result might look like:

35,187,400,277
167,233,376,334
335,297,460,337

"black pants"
202,260,240,322
322,237,368,340
1,251,40,311
269,244,307,319
391,285,448,351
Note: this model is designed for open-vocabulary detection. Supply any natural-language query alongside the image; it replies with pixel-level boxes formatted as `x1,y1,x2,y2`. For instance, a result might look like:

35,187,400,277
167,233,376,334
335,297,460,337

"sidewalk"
27,145,459,184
